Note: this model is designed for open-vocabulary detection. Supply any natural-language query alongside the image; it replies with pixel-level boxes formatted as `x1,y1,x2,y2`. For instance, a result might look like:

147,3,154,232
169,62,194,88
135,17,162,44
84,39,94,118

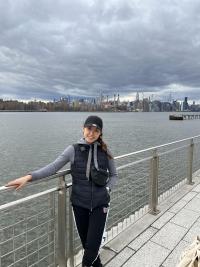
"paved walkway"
100,173,200,267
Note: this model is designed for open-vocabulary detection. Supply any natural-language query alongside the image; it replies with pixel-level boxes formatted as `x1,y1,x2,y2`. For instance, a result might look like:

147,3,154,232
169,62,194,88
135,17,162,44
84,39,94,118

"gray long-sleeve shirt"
31,140,118,189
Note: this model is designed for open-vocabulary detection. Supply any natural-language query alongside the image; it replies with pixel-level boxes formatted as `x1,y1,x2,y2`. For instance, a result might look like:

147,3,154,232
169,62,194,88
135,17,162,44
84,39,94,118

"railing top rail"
0,187,58,211
114,134,200,160
0,169,71,193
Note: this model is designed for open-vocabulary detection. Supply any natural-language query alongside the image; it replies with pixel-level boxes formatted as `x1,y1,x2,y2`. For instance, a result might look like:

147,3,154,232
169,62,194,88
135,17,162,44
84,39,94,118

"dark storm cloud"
0,0,200,101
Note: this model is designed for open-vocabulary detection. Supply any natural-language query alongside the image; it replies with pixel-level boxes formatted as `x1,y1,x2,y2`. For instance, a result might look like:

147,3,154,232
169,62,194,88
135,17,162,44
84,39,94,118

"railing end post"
187,138,194,185
148,207,160,215
148,149,159,215
186,180,195,185
57,175,67,267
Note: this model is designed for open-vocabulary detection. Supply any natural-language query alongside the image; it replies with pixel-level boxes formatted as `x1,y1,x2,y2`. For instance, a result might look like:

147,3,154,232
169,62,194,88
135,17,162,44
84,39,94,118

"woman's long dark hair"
98,134,113,159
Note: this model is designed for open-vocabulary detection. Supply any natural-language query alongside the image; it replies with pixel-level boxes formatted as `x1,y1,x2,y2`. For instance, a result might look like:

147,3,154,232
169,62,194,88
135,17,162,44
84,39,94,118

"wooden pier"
182,114,200,119
169,114,200,120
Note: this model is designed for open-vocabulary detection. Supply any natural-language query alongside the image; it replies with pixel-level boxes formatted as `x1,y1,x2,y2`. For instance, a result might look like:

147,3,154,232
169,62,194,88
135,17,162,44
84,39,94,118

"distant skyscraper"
168,92,172,103
117,94,120,106
183,97,189,111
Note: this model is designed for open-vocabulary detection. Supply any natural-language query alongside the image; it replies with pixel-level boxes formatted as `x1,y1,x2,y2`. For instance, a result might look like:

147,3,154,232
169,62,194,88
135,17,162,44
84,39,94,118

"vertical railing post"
66,186,75,267
187,138,194,185
57,176,67,267
148,149,160,215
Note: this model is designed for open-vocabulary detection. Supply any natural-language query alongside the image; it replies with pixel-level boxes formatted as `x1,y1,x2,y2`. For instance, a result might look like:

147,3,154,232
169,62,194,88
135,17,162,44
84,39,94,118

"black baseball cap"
84,115,103,131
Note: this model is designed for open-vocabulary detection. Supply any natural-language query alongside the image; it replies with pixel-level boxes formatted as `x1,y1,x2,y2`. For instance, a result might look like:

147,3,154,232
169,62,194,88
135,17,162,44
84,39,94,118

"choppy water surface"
1,111,200,185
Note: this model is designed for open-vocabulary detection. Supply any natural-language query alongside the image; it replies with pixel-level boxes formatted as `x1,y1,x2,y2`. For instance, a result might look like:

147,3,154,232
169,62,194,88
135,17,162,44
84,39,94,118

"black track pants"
72,205,109,266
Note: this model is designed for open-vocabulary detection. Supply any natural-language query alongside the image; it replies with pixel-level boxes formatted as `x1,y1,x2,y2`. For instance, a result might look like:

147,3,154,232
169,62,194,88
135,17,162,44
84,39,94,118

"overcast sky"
0,0,200,102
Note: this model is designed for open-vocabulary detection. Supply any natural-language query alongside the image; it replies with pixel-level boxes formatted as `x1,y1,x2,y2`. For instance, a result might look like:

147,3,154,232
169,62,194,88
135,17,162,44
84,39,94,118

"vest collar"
78,137,100,146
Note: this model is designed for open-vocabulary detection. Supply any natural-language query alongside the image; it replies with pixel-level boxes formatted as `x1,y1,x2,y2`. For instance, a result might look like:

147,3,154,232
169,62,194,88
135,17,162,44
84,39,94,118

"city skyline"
1,93,200,113
0,1,200,102
1,92,199,105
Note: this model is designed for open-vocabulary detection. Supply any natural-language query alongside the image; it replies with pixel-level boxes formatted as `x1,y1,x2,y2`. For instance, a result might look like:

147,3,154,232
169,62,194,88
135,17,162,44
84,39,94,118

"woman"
6,115,118,267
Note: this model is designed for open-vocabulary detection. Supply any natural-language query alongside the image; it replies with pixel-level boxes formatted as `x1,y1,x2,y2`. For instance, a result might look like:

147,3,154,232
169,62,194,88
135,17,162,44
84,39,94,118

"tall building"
143,98,150,112
136,92,139,101
117,94,120,106
183,97,189,111
113,94,116,107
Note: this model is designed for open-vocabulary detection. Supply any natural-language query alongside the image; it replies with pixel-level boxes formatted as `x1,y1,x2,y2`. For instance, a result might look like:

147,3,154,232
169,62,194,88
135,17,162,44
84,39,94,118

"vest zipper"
91,181,93,212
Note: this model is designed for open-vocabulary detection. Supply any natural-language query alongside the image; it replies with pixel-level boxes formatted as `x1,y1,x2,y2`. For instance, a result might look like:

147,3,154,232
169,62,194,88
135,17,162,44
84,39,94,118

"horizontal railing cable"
115,134,200,160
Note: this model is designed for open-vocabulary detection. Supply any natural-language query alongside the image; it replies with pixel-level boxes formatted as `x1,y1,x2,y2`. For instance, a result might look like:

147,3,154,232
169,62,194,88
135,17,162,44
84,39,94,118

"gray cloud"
0,0,200,101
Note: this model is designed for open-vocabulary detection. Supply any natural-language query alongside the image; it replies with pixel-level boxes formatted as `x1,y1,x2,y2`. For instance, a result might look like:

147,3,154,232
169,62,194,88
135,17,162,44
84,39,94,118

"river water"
1,111,200,185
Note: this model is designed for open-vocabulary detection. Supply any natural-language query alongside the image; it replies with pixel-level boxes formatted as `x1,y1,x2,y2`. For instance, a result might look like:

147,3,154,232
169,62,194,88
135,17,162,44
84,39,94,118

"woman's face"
83,126,101,144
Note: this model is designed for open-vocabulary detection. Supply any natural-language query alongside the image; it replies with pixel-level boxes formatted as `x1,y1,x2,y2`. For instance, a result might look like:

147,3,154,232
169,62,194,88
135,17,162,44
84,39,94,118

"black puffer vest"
70,143,110,210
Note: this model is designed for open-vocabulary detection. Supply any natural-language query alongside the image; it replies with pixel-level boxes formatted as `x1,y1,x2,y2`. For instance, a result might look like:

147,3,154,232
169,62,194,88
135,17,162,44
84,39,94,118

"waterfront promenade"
96,172,200,267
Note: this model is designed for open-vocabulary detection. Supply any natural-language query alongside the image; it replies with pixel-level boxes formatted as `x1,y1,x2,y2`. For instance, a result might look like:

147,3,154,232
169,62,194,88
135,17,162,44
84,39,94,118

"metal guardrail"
1,135,200,267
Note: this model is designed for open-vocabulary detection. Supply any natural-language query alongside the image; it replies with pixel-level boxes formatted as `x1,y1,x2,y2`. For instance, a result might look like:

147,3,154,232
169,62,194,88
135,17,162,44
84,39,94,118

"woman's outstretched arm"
5,145,75,190
6,174,32,190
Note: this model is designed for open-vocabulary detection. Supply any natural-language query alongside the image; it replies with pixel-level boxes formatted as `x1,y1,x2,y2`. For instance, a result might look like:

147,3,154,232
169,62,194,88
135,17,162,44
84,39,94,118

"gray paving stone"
105,247,134,267
192,184,200,193
182,191,197,201
152,211,174,229
163,188,187,206
128,227,158,251
106,213,156,252
162,240,189,267
169,199,187,213
151,222,187,250
170,208,199,229
195,192,200,199
183,220,200,243
101,248,116,265
184,196,200,213
123,241,170,267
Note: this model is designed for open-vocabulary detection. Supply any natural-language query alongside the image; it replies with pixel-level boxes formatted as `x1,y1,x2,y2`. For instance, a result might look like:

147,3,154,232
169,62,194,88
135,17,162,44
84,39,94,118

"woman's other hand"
5,175,32,190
